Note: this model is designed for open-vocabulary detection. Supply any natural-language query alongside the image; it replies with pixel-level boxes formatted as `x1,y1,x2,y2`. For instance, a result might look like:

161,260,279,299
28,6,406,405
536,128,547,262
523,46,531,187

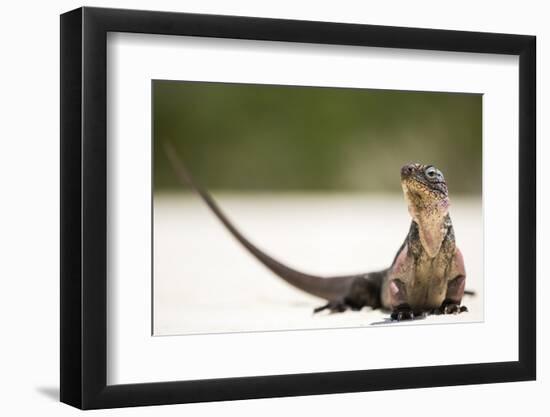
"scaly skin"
314,164,468,320
381,163,468,319
165,143,468,321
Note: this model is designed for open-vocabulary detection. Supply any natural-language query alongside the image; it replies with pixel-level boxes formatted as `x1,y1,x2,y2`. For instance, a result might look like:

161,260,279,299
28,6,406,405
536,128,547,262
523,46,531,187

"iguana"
164,143,470,321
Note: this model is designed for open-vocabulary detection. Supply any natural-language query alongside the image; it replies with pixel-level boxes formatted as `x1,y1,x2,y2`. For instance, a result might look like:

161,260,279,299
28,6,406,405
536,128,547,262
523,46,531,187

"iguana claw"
431,303,468,315
391,304,415,321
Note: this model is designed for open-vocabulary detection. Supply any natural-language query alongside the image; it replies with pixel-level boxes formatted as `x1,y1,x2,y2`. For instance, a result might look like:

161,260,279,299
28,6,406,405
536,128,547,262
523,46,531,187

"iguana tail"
163,142,360,301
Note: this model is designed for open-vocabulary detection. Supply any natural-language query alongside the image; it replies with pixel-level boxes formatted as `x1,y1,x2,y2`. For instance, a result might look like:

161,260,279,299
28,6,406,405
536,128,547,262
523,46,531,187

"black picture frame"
60,6,536,410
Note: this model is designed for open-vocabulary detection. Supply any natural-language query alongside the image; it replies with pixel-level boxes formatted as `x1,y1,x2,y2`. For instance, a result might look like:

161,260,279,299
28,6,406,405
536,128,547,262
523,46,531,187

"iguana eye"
425,167,437,179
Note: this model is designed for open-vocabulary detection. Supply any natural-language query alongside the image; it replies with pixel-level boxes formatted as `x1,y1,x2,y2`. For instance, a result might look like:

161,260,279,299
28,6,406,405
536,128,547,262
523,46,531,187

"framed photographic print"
60,6,536,409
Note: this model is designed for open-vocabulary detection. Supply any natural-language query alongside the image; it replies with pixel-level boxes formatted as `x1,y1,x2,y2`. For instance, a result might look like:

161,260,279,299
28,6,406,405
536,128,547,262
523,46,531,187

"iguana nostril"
401,164,415,177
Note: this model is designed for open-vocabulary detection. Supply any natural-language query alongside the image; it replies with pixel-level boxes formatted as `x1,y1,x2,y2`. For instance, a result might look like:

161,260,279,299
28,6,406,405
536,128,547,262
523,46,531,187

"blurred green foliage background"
154,81,481,195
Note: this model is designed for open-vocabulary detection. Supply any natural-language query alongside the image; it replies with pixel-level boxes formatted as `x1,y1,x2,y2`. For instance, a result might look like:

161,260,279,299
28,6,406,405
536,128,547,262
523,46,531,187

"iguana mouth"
403,176,445,198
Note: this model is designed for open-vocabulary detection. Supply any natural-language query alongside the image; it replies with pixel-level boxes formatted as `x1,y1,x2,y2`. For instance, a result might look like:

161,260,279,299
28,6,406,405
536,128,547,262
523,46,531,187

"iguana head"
400,163,450,257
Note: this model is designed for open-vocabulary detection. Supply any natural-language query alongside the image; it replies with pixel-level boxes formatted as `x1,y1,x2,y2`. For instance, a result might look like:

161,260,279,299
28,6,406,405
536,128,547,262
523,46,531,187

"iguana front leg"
389,278,413,320
384,244,420,321
388,278,428,320
432,276,468,314
433,248,468,315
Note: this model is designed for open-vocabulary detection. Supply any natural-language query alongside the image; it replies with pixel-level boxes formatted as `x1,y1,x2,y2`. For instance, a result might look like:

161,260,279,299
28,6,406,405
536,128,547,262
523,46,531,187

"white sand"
153,194,483,335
